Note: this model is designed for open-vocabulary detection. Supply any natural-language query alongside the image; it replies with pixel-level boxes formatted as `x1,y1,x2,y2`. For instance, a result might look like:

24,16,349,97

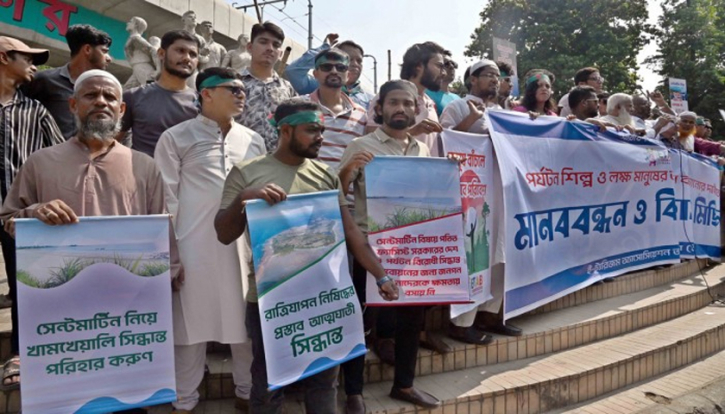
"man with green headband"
215,98,398,414
155,67,265,413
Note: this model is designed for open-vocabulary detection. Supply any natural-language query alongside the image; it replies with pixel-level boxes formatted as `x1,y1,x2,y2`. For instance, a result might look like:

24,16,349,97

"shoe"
448,324,494,345
419,331,451,354
390,387,441,408
374,338,395,365
235,397,249,413
474,311,523,337
346,394,365,414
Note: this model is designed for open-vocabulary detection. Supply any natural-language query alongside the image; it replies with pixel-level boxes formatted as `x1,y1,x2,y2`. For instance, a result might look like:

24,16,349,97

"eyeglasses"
588,76,605,83
213,85,245,96
478,72,500,80
502,77,512,83
318,63,349,72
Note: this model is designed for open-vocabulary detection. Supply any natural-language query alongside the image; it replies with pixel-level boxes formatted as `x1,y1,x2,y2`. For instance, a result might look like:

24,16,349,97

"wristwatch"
376,275,393,287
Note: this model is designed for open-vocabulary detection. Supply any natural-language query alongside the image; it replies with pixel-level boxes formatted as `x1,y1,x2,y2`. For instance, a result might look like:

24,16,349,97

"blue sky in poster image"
365,156,460,199
15,216,169,249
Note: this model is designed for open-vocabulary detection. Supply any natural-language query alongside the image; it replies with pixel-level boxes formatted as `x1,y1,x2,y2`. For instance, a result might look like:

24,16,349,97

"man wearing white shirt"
440,59,501,134
155,67,266,413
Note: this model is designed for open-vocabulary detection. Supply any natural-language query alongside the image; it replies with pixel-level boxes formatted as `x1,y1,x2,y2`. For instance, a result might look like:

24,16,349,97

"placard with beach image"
246,191,365,390
16,216,175,414
364,156,470,305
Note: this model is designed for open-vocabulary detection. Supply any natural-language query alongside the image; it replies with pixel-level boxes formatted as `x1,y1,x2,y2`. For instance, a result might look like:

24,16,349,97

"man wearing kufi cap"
440,59,501,134
0,70,178,393
0,36,63,389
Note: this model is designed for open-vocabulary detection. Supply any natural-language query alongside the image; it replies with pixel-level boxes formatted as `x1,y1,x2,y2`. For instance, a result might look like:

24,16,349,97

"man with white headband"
1,70,180,400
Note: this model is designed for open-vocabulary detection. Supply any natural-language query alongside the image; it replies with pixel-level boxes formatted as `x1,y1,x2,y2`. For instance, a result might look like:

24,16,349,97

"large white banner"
246,191,365,390
364,156,469,305
441,130,494,318
17,216,175,414
488,111,685,319
669,149,721,259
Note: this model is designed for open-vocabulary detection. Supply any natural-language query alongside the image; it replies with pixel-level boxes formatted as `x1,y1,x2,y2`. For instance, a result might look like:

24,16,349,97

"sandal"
1,356,20,390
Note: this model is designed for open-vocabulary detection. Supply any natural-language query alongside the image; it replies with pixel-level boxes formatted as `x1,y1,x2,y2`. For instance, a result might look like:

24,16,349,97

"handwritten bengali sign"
487,110,686,320
246,191,366,390
16,216,175,414
442,130,495,318
364,157,470,305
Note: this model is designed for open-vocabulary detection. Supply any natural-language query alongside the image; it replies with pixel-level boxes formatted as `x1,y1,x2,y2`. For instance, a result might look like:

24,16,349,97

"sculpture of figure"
198,21,227,69
123,16,157,90
181,10,208,89
149,36,161,81
221,34,252,74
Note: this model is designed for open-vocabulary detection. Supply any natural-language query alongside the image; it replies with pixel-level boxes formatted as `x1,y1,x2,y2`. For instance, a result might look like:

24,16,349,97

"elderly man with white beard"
598,93,638,133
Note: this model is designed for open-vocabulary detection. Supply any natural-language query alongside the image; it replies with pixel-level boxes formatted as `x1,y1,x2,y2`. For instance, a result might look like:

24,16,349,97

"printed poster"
669,77,688,114
364,156,469,305
17,216,175,414
493,37,520,97
246,190,365,390
441,130,495,318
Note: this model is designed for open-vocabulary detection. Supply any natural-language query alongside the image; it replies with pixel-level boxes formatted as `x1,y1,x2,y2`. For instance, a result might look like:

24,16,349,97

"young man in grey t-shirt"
118,30,200,157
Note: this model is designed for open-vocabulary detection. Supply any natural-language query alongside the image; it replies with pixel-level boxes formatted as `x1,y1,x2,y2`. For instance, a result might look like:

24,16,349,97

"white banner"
364,156,469,305
17,216,175,414
441,130,494,318
488,110,687,319
246,191,365,390
669,149,722,259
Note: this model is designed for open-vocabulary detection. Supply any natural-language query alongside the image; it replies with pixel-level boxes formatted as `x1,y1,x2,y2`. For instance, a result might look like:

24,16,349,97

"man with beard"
0,71,174,396
364,42,446,156
338,80,441,409
302,48,366,171
496,60,516,110
598,93,636,131
426,57,461,116
155,67,265,414
215,98,399,414
117,30,200,157
26,24,112,140
440,59,501,134
286,34,374,109
659,111,725,156
237,22,297,151
0,36,63,389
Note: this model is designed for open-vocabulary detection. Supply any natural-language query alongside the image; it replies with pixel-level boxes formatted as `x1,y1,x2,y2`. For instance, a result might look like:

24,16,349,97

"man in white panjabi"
155,67,266,413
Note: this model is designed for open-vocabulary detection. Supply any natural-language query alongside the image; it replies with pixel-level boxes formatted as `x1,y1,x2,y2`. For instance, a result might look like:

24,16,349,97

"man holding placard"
214,98,398,414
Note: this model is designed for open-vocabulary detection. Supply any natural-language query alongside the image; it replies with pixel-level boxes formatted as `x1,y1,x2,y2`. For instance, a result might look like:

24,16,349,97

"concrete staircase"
3,259,725,413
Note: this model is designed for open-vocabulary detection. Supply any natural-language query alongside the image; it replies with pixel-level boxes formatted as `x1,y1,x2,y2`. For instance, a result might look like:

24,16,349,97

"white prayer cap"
73,69,123,94
468,59,497,76
679,111,697,119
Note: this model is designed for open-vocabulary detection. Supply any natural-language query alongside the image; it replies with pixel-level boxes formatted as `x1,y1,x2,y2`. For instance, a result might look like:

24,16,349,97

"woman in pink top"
512,72,558,116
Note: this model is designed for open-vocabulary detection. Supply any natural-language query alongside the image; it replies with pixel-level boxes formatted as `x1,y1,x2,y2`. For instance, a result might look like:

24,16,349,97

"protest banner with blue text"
441,130,495,318
487,111,682,320
364,156,469,305
246,190,365,390
17,216,175,414
668,149,721,260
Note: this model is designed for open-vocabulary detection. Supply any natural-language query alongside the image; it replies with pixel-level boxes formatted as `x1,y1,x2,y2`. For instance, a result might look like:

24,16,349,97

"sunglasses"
318,63,349,72
213,85,245,96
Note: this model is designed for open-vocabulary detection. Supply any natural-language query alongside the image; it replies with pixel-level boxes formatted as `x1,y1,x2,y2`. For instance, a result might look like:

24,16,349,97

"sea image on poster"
16,216,175,414
246,191,365,389
365,156,469,305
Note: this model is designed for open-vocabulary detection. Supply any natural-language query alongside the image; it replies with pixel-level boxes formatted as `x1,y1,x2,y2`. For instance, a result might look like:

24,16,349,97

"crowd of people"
0,15,719,414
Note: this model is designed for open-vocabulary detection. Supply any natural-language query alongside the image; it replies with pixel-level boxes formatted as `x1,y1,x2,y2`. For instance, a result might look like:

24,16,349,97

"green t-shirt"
220,154,348,302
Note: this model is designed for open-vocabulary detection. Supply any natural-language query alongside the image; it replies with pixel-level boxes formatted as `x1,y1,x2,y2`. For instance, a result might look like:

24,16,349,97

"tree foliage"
465,0,651,98
646,0,725,138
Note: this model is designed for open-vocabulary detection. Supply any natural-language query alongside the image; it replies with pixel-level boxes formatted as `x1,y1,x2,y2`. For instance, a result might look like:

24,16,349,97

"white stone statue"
181,10,208,89
221,34,252,74
123,16,158,90
198,21,227,69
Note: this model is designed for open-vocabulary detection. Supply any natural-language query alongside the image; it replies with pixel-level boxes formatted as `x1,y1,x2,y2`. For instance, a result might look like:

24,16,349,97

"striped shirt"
304,90,367,171
0,91,64,203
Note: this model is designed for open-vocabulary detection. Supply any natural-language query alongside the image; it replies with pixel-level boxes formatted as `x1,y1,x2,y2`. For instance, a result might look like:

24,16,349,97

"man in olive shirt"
214,98,398,414
338,80,441,409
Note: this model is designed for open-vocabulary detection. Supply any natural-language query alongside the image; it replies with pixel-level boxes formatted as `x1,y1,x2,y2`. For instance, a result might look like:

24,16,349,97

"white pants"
172,341,253,410
451,263,505,327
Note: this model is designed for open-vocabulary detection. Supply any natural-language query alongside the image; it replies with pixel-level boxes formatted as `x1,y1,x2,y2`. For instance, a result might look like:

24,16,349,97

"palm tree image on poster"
465,201,490,275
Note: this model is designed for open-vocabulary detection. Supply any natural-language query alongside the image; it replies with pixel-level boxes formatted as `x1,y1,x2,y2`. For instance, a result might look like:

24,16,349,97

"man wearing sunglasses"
155,67,266,414
558,67,604,117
